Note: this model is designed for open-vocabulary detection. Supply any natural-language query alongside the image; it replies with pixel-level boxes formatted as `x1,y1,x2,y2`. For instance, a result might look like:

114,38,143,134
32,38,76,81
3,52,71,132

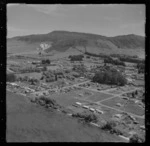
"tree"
46,59,51,64
101,121,117,131
7,73,16,82
93,68,127,86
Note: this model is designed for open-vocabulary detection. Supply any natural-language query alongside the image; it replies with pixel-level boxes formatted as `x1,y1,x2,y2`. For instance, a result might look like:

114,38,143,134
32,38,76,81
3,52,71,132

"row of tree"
104,57,126,66
119,56,144,64
69,55,84,61
85,52,108,58
110,54,138,59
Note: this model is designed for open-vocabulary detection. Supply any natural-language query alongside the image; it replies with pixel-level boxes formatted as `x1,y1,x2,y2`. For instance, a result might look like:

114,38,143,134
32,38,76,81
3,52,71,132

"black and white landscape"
7,4,145,142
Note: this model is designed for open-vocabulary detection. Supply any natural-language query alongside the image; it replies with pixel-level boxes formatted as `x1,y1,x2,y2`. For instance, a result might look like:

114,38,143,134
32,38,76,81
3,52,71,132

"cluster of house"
7,82,35,93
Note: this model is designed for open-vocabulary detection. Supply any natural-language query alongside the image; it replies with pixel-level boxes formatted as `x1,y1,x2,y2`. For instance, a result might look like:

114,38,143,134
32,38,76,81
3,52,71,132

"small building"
114,114,122,119
82,105,89,109
116,103,123,107
76,102,82,106
96,109,103,114
122,96,129,100
140,125,145,130
10,83,18,86
89,108,95,112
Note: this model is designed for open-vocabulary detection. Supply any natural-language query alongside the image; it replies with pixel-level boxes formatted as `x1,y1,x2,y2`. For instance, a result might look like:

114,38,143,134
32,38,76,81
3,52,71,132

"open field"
101,97,144,116
86,92,113,102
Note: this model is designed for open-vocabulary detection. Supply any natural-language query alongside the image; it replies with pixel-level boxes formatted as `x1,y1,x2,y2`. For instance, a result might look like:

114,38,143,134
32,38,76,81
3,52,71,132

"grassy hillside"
7,31,145,57
6,91,127,142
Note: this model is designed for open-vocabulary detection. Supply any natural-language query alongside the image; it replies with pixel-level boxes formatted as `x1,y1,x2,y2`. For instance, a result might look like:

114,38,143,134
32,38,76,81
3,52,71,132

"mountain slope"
7,31,145,57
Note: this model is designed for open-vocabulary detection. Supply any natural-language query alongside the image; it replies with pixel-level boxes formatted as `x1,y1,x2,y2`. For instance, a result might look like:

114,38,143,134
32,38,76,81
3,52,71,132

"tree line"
104,57,125,66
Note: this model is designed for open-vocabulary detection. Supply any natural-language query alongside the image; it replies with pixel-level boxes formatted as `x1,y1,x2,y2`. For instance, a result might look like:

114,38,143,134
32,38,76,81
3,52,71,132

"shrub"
101,121,117,131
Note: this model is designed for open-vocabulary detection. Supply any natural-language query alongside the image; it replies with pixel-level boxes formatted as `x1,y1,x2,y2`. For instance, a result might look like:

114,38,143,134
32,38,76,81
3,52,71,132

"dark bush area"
104,57,125,66
119,56,144,64
35,96,58,109
93,67,127,86
41,70,56,82
72,113,98,123
7,73,17,82
69,55,84,61
101,121,117,131
101,121,123,135
41,59,51,64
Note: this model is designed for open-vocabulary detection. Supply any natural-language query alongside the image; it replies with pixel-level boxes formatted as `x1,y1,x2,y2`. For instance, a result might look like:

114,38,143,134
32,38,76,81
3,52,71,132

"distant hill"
7,31,145,58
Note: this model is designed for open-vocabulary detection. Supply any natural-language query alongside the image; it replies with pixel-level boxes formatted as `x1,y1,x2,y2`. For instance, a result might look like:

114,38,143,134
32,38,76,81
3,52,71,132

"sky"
7,4,145,38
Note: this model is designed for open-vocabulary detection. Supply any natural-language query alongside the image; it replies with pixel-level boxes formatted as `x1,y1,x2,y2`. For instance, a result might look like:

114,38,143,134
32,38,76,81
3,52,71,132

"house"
116,103,123,107
82,105,89,109
89,108,95,112
96,109,103,114
76,102,82,106
140,125,145,130
10,83,18,86
122,96,129,100
32,61,41,64
114,114,122,119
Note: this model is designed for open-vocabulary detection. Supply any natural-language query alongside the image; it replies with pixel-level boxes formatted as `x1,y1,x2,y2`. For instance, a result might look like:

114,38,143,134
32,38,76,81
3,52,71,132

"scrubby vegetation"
72,113,98,123
41,70,56,82
34,96,58,109
101,121,123,135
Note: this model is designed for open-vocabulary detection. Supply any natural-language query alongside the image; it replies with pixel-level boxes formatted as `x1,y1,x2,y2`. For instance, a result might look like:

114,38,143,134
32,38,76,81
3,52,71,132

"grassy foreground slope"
6,91,127,142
